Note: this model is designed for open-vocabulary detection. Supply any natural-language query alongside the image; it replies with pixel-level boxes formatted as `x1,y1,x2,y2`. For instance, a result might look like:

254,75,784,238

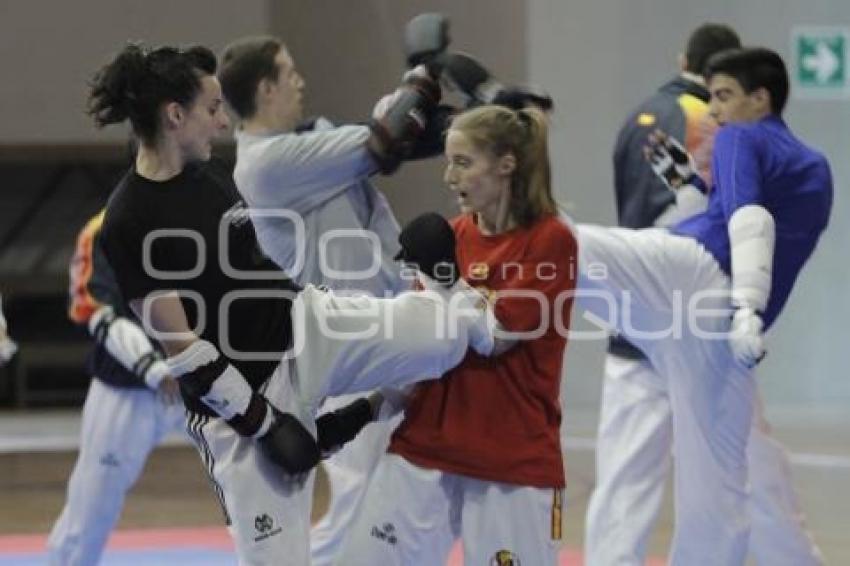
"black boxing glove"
394,212,459,287
404,12,451,73
442,51,503,105
316,397,375,454
444,52,554,112
257,405,321,474
368,66,442,174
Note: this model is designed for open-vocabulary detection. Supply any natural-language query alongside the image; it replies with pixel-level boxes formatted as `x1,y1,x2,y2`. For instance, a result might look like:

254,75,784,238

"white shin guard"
728,205,775,311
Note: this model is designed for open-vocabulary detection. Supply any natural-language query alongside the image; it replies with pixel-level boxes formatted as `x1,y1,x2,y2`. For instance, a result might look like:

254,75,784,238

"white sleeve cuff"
144,359,171,390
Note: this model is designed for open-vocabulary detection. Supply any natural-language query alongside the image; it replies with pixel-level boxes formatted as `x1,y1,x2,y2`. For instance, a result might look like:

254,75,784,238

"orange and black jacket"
68,210,162,388
609,75,711,359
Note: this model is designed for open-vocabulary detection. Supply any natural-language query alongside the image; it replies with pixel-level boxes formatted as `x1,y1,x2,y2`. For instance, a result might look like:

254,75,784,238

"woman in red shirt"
337,104,579,565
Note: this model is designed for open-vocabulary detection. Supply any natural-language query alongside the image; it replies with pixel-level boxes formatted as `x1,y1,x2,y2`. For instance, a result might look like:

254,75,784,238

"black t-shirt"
101,159,298,402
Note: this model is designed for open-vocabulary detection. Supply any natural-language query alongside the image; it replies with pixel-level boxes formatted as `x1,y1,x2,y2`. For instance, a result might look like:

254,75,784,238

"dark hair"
450,105,556,228
705,47,790,114
219,36,283,119
684,23,741,76
88,44,217,145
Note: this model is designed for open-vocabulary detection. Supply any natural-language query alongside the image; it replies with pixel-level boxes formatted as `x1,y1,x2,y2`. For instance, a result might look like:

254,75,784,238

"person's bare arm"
129,292,197,357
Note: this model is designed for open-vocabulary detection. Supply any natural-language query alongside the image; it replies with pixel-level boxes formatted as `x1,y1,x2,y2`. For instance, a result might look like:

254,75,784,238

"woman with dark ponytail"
88,42,497,565
88,44,222,149
45,44,232,566
339,104,579,566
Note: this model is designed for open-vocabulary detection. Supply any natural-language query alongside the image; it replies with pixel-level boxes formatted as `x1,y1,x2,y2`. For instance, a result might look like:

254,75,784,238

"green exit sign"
792,26,850,99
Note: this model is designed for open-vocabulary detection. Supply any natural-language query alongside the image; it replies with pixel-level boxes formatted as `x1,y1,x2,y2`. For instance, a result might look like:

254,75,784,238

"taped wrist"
728,205,775,312
166,340,268,435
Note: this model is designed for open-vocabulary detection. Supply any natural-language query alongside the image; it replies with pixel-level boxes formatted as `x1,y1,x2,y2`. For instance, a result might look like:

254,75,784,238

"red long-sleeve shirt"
389,213,578,488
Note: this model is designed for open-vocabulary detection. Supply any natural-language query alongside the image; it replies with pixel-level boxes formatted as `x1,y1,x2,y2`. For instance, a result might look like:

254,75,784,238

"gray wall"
0,1,269,143
530,0,850,411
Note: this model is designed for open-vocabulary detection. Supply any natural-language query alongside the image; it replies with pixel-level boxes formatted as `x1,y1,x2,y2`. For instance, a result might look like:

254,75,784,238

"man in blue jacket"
578,46,832,565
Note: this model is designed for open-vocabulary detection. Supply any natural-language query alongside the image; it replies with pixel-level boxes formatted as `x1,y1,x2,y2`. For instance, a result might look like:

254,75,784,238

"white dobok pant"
576,225,754,565
47,379,186,566
585,352,823,565
188,285,476,566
